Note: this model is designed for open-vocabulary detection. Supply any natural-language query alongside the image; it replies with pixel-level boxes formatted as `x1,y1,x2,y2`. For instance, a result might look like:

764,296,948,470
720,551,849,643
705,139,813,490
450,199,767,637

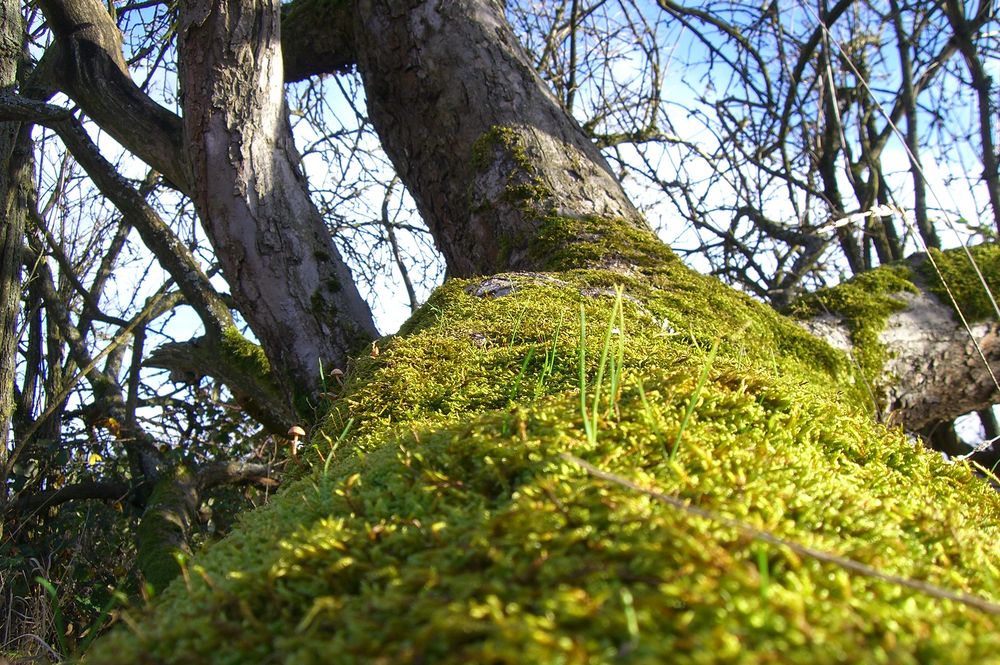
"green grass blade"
670,335,721,459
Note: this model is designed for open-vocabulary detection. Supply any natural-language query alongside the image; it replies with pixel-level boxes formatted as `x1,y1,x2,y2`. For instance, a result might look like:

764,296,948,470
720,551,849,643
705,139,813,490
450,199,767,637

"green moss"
470,125,553,217
502,182,551,206
135,467,195,593
533,214,678,271
469,128,663,274
471,125,536,174
916,244,1000,323
788,265,918,387
86,262,1000,663
219,327,271,381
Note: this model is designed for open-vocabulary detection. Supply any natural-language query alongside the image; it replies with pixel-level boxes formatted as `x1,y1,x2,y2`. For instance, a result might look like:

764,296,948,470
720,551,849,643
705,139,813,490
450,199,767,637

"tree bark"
33,0,378,400
0,0,27,506
354,0,648,276
797,255,1000,431
178,0,377,399
880,295,1000,431
135,467,200,592
281,0,356,83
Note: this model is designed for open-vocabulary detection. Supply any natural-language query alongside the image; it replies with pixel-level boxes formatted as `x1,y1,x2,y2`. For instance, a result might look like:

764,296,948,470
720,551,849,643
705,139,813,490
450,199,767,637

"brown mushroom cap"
287,425,306,438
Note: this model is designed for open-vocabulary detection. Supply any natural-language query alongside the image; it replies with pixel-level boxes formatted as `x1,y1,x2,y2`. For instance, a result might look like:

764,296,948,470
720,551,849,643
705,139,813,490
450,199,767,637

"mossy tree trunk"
354,0,649,276
13,0,1000,617
59,1,1000,660
352,0,1000,432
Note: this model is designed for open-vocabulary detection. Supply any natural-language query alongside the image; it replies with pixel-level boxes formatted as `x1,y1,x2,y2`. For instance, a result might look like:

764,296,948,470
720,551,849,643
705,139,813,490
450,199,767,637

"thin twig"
560,452,1000,615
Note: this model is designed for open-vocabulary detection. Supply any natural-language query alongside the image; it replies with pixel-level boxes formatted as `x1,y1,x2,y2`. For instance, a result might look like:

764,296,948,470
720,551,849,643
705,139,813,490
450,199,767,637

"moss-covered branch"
790,243,1000,430
135,467,198,593
146,332,294,434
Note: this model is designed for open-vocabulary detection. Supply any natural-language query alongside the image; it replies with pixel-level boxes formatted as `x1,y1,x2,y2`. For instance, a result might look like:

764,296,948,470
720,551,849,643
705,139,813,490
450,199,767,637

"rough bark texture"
32,0,377,403
179,0,377,400
0,0,25,496
354,0,646,277
882,297,1000,430
805,297,1000,431
794,252,1000,432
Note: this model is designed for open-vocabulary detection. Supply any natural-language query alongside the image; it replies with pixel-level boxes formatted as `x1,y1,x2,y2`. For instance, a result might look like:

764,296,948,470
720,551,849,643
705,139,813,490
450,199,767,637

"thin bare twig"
560,452,1000,615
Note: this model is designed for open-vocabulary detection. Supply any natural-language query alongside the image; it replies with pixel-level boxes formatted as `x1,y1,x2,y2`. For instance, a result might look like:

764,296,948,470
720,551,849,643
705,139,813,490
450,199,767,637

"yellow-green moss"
787,243,1000,394
85,263,1000,663
916,244,1000,322
219,327,271,381
471,125,536,174
533,214,679,271
470,126,661,273
788,265,918,386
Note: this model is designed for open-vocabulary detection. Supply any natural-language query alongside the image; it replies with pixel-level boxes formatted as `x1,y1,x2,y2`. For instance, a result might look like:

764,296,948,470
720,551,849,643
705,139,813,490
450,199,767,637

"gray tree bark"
178,0,378,399
797,258,1000,432
34,0,379,400
36,0,191,191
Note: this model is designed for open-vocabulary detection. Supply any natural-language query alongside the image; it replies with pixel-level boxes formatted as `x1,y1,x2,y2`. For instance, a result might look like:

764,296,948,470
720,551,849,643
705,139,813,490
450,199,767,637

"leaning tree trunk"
354,0,649,277
77,2,1000,660
352,0,1000,435
178,0,378,400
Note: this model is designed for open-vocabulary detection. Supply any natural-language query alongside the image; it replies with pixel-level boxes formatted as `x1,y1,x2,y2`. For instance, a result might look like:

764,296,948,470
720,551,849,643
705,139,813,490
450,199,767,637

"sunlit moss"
532,215,676,271
787,265,917,388
915,243,1000,323
85,257,1000,663
219,326,271,381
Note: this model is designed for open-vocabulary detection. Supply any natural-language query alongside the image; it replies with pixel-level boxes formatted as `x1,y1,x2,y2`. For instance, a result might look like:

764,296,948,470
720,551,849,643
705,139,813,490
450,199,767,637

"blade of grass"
35,576,68,656
670,335,721,459
510,346,536,401
636,379,663,440
320,417,355,476
579,304,594,444
536,312,565,394
589,288,625,441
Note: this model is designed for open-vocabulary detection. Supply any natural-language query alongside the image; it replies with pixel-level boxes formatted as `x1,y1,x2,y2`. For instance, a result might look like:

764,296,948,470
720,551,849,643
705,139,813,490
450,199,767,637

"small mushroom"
287,425,306,457
330,368,345,386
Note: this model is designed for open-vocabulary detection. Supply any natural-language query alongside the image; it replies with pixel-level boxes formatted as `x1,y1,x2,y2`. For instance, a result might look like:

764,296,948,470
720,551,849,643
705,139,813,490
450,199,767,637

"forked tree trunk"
35,0,379,399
